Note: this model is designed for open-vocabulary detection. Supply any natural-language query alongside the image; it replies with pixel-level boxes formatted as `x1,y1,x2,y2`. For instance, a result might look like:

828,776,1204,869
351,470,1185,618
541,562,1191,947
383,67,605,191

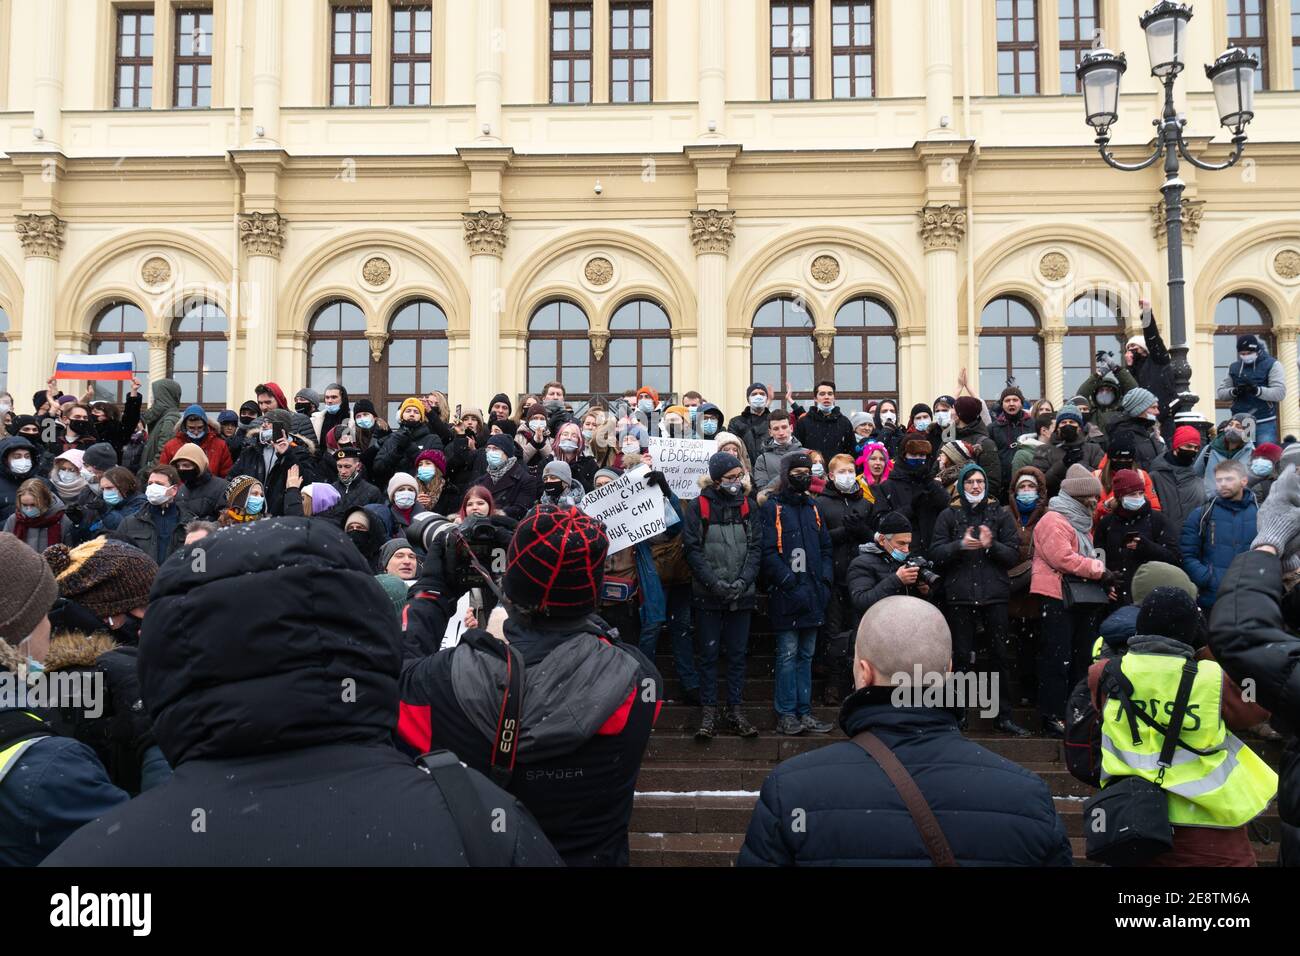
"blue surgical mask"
393,490,417,509
1251,459,1273,477
103,489,123,506
246,494,265,514
688,406,698,420
700,420,718,437
324,403,341,415
558,439,578,453
905,457,927,468
581,429,594,442
20,505,39,519
890,548,908,563
186,428,205,440
811,464,825,477
1121,494,1145,511
355,416,374,430
638,399,654,414
1016,491,1038,507
749,393,767,410
486,450,505,469
913,417,931,430
417,464,436,482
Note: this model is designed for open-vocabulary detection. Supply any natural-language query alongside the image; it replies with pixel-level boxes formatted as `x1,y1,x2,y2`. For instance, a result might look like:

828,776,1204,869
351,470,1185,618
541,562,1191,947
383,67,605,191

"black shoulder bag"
416,750,515,867
852,731,958,867
1083,658,1213,865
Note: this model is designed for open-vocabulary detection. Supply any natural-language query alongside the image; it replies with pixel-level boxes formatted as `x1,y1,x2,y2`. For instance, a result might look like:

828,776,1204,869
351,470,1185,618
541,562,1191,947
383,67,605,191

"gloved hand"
1234,383,1259,399
1099,569,1122,589
1252,464,1300,554
1095,352,1119,374
1063,444,1083,465
645,470,670,493
709,579,732,599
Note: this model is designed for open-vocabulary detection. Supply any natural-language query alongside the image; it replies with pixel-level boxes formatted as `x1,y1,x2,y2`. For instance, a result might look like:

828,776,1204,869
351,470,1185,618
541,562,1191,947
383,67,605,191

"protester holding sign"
648,437,717,500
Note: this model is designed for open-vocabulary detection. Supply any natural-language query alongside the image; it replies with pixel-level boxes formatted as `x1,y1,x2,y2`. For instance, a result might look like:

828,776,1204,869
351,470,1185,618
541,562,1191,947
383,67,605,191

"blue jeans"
1255,418,1279,446
775,627,818,718
695,607,752,707
639,584,697,691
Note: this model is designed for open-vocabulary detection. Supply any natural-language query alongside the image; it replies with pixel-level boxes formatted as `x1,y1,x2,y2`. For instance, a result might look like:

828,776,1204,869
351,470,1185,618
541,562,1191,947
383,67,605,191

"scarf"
223,507,262,524
52,470,87,498
1048,493,1097,558
487,453,515,481
14,507,62,545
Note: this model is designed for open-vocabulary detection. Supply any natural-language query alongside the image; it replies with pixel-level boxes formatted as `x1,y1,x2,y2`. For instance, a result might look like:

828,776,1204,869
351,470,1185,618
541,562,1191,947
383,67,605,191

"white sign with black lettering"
579,465,665,555
648,437,717,499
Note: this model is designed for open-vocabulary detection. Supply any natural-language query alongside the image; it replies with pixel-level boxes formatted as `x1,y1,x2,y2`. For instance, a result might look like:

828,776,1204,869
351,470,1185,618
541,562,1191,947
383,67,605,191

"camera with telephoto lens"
407,512,513,615
903,554,940,586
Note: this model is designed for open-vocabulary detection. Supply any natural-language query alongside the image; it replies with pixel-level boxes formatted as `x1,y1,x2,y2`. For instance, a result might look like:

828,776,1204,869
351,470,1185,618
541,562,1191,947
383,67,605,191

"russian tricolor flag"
54,352,135,381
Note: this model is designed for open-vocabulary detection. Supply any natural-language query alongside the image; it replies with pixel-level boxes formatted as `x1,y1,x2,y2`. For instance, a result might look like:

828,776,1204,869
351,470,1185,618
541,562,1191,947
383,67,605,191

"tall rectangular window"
831,1,873,98
996,0,1038,95
550,3,592,104
1292,0,1300,88
771,1,813,100
1227,0,1269,91
392,4,432,105
331,5,372,106
610,1,652,103
1058,0,1099,93
174,8,214,108
115,9,155,108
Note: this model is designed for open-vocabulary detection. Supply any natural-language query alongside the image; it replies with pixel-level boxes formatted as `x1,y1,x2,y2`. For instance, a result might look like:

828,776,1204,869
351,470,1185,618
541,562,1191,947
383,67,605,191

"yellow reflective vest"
1100,651,1277,829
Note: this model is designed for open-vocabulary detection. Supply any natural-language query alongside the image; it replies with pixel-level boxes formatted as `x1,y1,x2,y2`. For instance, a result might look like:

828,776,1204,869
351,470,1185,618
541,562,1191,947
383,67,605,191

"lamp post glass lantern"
1074,3,1258,428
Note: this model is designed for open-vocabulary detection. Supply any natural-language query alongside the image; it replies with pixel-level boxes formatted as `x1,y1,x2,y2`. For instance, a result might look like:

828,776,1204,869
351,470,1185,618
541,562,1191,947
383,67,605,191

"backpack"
1064,671,1103,787
697,493,749,535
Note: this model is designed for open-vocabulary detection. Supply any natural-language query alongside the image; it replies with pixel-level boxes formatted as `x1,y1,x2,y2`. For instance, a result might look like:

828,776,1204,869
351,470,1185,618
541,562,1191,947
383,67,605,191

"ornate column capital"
144,332,170,350
1040,327,1066,345
917,204,966,252
688,208,736,255
590,328,611,361
813,327,836,359
462,210,510,256
239,211,288,259
14,213,66,259
1152,198,1205,249
365,330,390,362
1273,325,1300,345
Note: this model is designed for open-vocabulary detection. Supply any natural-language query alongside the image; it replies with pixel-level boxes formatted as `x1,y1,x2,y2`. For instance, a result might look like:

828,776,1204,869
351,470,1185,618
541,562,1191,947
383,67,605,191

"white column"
33,0,65,150
475,0,503,141
697,0,725,139
463,211,509,411
1042,328,1065,407
924,0,955,138
145,333,169,386
918,204,965,401
238,212,286,390
1276,327,1300,439
14,214,65,405
690,210,735,405
252,0,282,143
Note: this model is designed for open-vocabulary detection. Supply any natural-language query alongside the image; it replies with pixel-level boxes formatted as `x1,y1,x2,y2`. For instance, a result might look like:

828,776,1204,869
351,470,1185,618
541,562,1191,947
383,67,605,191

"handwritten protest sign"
648,437,717,499
579,465,665,555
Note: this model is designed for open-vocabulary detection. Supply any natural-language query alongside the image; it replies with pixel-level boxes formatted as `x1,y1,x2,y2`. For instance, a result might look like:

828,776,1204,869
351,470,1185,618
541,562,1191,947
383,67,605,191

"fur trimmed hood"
696,473,753,495
0,629,116,679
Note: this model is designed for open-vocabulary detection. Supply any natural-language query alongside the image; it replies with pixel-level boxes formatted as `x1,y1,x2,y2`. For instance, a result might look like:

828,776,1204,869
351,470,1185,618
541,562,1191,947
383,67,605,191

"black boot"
694,706,717,740
724,706,759,738
996,716,1033,738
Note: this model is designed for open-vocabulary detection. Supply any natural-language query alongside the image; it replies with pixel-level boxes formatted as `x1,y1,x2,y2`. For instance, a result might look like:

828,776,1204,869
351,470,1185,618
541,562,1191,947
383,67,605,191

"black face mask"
1174,448,1199,466
239,415,255,426
108,615,142,646
787,472,812,493
543,481,565,499
346,529,372,554
295,402,313,415
1111,458,1135,472
1058,425,1079,442
178,468,202,488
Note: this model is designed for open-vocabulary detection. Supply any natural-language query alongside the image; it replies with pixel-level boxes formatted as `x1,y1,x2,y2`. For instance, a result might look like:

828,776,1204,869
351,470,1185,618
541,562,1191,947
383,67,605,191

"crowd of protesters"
0,297,1296,868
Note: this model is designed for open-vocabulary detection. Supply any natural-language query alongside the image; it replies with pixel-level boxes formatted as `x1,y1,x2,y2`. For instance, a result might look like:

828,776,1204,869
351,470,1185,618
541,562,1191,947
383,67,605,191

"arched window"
308,299,370,406
608,298,671,398
90,301,149,404
168,297,228,410
1214,293,1274,410
528,300,591,400
385,298,448,423
751,296,815,411
831,296,897,414
0,307,8,394
979,296,1042,400
1063,291,1125,400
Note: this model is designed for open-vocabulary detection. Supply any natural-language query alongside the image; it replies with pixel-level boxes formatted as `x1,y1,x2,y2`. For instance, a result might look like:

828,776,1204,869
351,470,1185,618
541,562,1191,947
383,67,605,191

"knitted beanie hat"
504,506,608,617
1253,442,1284,464
1060,463,1103,499
225,475,260,509
1120,387,1159,418
1110,468,1144,499
1137,587,1202,645
44,537,158,619
388,472,418,499
415,449,447,474
1056,407,1084,426
82,442,119,471
1130,561,1197,604
954,396,983,424
1173,425,1202,450
709,451,743,482
398,397,426,422
877,512,912,535
0,532,58,643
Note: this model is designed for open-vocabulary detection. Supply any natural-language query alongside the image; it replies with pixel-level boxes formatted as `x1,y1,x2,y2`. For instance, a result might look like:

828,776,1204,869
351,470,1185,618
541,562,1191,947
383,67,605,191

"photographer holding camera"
846,512,934,618
929,463,1029,736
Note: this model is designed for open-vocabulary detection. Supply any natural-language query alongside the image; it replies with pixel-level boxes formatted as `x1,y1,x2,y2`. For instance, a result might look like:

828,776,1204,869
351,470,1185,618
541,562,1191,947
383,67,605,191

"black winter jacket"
681,481,761,611
815,483,875,585
846,542,923,616
399,613,662,866
868,464,949,555
43,517,561,867
989,409,1035,483
470,459,540,521
373,421,445,488
1032,433,1107,498
1209,549,1300,865
312,475,386,525
1095,503,1182,604
928,498,1020,605
795,406,856,463
228,439,320,517
736,687,1073,866
1107,417,1165,470
1148,450,1208,541
727,407,771,464
955,420,1003,498
177,471,230,521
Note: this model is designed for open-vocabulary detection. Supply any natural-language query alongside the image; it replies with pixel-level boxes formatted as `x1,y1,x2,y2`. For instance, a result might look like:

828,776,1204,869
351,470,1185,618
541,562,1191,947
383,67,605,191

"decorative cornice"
917,204,966,252
1152,198,1205,248
462,210,510,256
365,331,389,362
689,208,736,255
813,327,836,359
590,329,610,361
14,213,66,259
238,211,288,259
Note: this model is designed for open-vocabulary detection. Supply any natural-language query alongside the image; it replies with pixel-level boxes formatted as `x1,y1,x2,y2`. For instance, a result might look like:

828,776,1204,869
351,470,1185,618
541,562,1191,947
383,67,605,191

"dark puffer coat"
928,496,1020,606
681,477,761,612
868,462,949,555
736,687,1072,866
758,478,834,631
43,517,560,867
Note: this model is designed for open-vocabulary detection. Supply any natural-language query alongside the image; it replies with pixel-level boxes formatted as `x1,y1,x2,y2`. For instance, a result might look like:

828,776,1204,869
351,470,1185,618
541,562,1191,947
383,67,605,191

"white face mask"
934,410,951,427
833,472,857,492
1121,494,1145,511
881,412,897,425
145,483,171,506
964,489,984,504
622,444,640,456
749,394,767,410
811,464,825,477
393,490,417,509
1239,353,1257,364
9,456,32,475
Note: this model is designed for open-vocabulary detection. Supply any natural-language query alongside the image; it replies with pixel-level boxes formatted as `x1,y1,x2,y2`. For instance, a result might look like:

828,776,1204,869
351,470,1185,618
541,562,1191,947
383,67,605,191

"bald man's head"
855,596,952,689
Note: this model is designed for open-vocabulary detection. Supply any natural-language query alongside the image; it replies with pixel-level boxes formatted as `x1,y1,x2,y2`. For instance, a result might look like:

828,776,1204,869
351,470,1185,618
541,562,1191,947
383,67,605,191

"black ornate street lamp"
1076,1,1257,421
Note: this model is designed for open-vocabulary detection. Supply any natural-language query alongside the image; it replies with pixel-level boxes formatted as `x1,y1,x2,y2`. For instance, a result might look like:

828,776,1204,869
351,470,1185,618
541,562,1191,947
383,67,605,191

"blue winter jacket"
736,687,1073,866
1180,494,1258,609
758,489,834,630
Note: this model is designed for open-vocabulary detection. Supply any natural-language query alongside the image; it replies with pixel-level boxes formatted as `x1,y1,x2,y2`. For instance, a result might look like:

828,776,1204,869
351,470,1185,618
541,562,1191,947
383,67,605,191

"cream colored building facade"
2,0,1300,431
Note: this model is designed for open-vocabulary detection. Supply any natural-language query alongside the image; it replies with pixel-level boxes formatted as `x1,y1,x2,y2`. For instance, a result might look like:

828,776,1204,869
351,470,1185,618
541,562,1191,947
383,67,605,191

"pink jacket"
1029,510,1106,600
